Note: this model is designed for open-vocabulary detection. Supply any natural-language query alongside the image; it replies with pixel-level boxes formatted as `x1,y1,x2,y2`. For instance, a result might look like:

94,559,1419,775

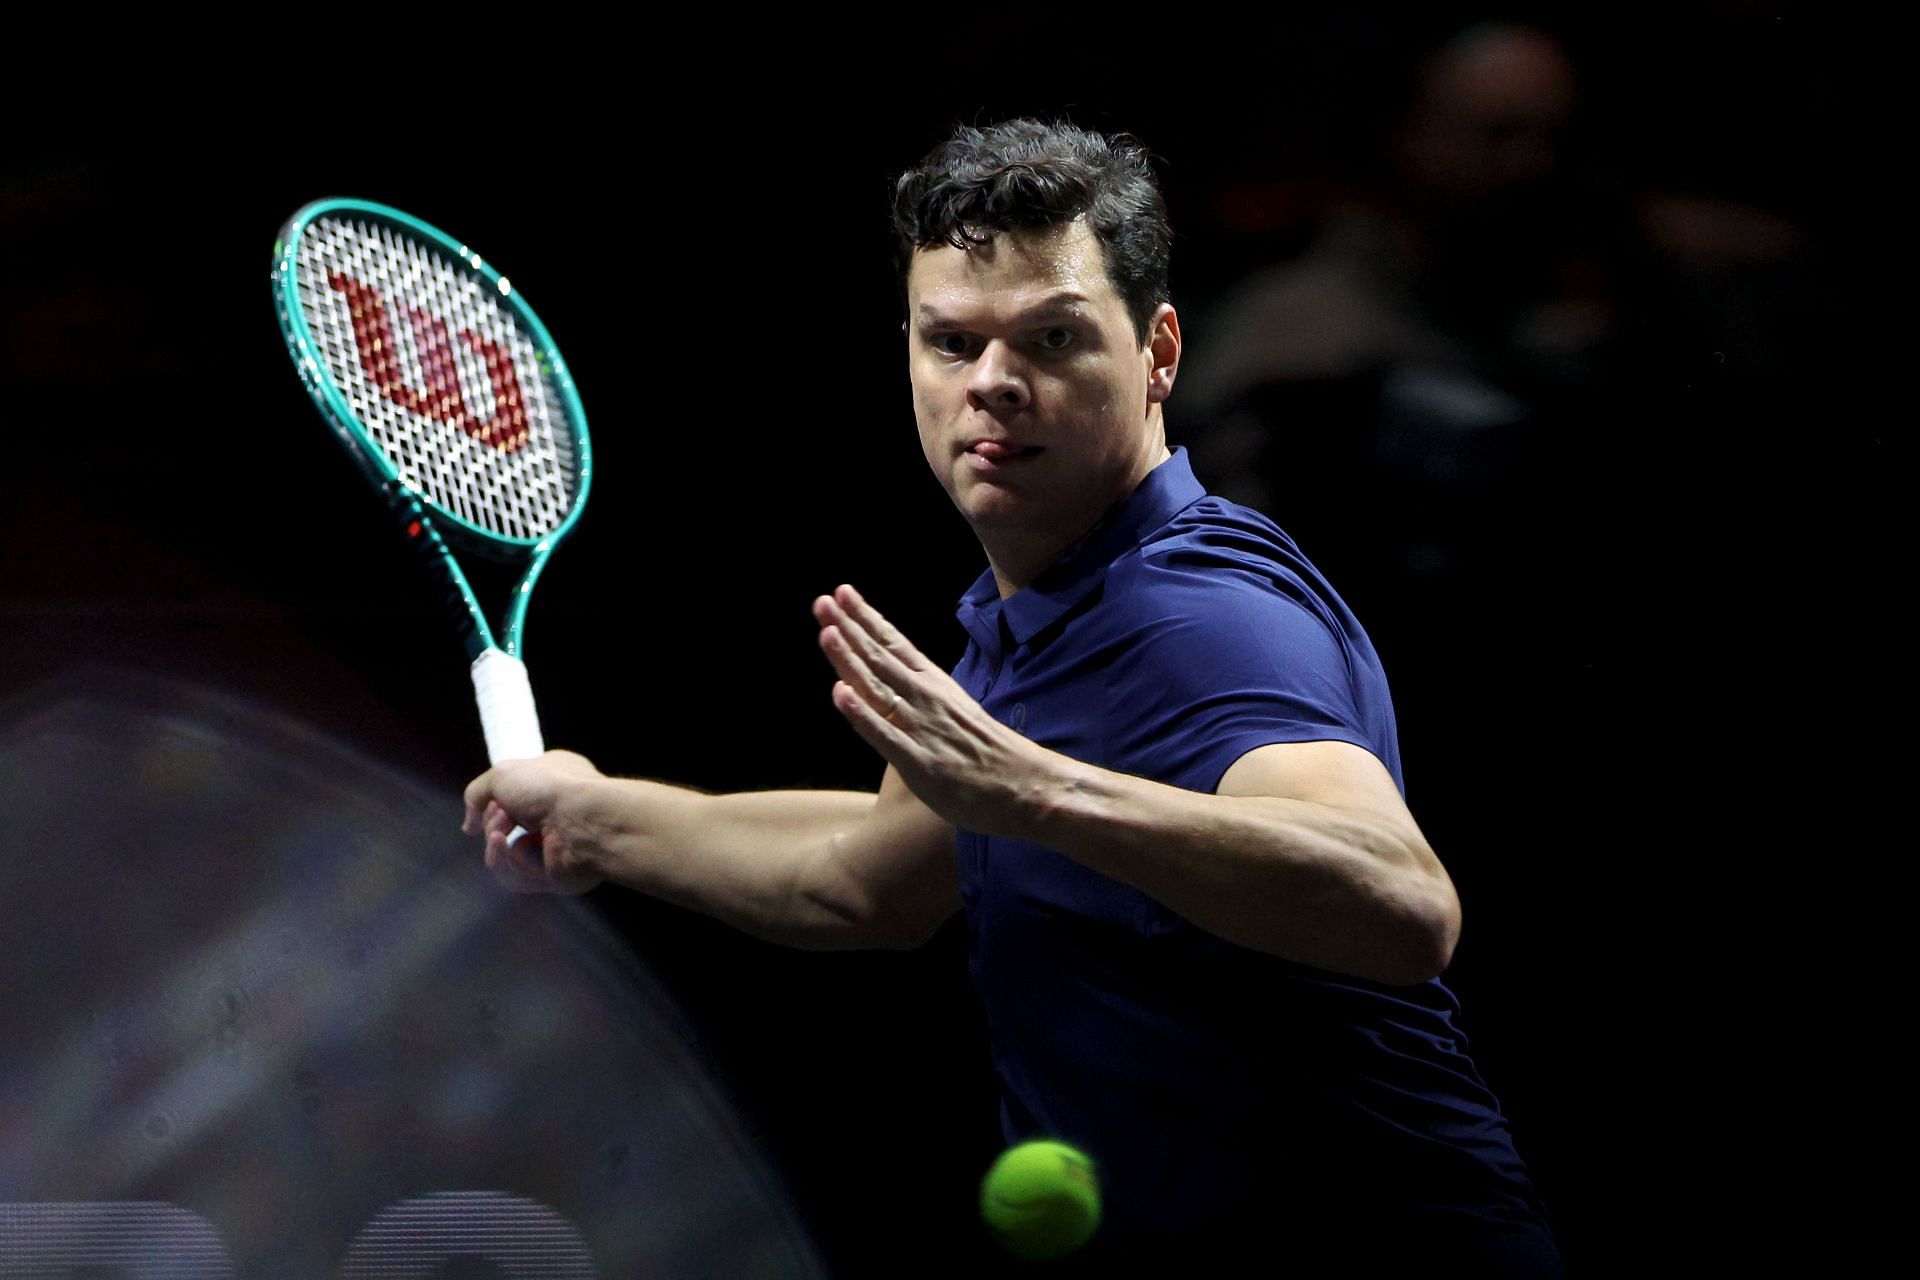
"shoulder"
1081,486,1403,791
1088,498,1391,791
1113,495,1347,641
1083,500,1355,693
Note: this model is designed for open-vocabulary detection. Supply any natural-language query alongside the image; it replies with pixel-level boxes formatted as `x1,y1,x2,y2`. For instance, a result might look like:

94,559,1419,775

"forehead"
906,220,1123,320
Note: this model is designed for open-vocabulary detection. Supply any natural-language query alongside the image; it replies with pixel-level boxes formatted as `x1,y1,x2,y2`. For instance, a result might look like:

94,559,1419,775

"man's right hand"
462,749,608,895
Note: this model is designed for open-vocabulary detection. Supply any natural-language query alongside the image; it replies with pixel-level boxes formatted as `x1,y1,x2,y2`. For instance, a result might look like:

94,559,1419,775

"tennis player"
464,119,1564,1274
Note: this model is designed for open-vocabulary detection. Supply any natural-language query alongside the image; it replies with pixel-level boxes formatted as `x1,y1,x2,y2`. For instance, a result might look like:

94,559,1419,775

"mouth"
965,440,1045,470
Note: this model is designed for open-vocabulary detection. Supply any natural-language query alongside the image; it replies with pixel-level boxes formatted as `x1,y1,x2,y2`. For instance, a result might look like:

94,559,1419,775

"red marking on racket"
328,271,530,453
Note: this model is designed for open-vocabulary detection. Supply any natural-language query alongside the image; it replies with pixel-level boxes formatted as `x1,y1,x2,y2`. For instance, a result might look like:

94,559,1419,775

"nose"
966,339,1030,413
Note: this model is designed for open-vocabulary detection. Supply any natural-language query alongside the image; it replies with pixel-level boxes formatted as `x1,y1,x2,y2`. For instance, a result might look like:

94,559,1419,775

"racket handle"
472,648,545,853
472,648,545,763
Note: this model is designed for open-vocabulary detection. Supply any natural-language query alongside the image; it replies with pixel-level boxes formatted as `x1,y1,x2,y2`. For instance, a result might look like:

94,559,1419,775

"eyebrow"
915,294,1094,328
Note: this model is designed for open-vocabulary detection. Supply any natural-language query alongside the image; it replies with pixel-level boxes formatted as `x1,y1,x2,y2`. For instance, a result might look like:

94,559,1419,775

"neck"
982,442,1172,599
986,536,1074,600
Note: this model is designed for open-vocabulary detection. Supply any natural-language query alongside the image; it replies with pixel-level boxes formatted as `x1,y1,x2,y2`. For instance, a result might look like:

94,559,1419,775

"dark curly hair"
892,119,1172,344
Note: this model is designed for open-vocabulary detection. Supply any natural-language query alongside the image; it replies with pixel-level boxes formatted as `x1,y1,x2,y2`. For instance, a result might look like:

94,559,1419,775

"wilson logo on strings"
329,272,531,453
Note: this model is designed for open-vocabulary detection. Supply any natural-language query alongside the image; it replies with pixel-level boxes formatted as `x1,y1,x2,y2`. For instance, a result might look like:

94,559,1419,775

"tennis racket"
271,198,591,770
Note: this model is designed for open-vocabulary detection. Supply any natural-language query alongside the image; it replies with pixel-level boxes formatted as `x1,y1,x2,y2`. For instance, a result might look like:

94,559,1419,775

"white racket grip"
472,648,546,764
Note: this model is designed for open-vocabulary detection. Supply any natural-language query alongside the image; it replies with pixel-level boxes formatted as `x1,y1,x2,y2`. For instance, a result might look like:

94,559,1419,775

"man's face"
905,220,1173,573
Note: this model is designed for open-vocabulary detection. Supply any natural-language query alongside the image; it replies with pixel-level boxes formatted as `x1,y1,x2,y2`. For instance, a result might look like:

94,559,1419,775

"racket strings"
295,216,581,542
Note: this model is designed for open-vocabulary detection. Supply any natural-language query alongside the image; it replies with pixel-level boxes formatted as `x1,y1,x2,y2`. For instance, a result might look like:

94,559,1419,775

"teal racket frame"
272,197,593,664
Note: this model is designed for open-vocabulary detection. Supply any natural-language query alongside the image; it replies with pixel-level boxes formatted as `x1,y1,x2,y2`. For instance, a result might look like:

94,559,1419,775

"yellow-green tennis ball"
979,1139,1102,1260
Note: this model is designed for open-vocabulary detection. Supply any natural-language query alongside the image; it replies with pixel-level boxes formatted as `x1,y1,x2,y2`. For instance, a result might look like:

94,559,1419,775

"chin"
964,486,1076,545
955,487,1020,520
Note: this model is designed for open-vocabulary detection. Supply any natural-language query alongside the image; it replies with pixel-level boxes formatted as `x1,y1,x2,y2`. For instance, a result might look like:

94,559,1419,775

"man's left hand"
813,583,1055,836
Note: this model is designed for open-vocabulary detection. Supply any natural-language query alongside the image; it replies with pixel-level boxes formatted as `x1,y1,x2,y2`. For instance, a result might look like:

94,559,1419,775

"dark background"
3,8,1868,1274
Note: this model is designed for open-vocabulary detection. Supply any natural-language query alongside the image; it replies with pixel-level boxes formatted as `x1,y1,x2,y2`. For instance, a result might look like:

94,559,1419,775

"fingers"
466,769,547,892
489,804,583,894
481,809,547,893
831,678,912,756
464,755,562,836
814,604,892,710
480,808,598,895
818,620,892,711
463,755,602,896
462,768,496,835
814,587,897,669
833,584,929,672
814,586,919,703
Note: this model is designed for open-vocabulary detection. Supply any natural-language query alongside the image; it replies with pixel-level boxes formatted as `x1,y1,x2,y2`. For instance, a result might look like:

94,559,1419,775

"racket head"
271,198,592,557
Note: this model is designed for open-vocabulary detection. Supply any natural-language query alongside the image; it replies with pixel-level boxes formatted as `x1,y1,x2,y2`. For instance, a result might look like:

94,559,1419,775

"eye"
1038,327,1075,351
930,332,973,357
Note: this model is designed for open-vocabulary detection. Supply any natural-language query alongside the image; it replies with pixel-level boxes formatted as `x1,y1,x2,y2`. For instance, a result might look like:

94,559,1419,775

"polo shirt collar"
956,447,1206,648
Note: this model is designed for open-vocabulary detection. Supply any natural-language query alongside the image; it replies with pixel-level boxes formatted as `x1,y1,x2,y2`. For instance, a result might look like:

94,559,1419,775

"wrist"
572,775,700,887
551,776,624,880
1008,744,1104,845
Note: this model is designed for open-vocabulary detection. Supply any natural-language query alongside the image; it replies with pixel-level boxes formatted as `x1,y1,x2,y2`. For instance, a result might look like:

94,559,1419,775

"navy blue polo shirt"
952,448,1554,1262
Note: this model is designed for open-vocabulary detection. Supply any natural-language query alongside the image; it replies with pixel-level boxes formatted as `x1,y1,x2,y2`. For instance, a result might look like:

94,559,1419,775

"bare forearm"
1024,759,1458,984
564,780,886,950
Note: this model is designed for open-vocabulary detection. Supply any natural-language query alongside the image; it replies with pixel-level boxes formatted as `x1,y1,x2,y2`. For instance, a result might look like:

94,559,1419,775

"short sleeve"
1100,547,1381,794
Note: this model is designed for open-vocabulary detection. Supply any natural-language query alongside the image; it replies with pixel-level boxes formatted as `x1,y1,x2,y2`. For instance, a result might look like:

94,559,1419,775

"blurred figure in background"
1182,23,1609,621
1177,17,1812,792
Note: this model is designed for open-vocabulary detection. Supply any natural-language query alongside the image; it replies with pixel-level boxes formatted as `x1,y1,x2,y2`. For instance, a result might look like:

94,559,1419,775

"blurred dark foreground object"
0,669,826,1278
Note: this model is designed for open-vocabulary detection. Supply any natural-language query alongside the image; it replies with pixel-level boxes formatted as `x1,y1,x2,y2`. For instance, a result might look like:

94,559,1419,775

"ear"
1144,302,1181,405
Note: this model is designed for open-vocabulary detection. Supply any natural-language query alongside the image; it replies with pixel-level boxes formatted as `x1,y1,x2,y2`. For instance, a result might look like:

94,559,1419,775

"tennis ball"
979,1138,1102,1261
